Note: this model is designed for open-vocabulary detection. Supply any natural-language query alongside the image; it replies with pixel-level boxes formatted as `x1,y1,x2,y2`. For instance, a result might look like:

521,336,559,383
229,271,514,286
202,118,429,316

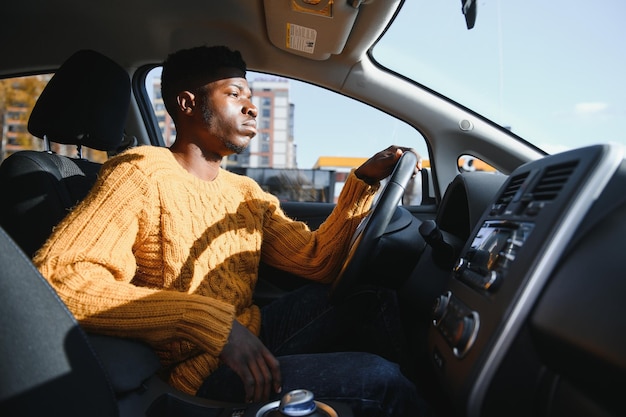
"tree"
0,75,50,160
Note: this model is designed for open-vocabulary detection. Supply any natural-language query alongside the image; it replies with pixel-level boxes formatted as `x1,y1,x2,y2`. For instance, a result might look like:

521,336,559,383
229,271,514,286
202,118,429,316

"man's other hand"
219,320,282,403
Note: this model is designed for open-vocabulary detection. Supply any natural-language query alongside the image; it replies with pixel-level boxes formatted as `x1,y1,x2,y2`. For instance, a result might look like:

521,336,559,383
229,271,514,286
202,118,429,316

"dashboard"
427,144,626,417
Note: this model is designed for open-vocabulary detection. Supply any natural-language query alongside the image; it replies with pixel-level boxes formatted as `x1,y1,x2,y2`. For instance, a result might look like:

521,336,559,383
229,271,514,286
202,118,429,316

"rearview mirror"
461,0,477,29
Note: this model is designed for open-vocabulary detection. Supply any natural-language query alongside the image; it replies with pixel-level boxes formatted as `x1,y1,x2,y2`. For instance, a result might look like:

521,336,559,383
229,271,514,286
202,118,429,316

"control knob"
432,292,451,325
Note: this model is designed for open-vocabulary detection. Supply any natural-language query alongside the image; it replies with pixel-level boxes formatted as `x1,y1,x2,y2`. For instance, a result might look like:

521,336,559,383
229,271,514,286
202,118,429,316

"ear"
176,91,196,116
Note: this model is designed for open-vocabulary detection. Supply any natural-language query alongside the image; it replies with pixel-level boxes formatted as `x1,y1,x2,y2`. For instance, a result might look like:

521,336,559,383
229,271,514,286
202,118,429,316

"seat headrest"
28,49,131,152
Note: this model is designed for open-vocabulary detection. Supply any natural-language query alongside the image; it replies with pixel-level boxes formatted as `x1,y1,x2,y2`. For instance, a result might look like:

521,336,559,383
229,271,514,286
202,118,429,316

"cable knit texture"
34,145,378,395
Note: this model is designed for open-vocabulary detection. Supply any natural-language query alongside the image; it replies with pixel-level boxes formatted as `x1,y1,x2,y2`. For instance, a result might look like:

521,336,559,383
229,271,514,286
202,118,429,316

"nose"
243,100,257,118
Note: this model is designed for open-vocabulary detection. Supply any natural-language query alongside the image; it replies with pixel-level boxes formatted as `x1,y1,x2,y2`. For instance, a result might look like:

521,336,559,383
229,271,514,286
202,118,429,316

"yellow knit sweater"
34,145,378,395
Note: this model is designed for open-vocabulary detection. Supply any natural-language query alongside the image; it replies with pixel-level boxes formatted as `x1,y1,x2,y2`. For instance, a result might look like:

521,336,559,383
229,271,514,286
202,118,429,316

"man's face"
197,69,257,156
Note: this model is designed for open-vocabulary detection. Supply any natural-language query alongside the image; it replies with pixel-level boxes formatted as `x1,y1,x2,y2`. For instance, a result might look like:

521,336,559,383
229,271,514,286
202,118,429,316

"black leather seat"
0,224,119,416
0,49,131,257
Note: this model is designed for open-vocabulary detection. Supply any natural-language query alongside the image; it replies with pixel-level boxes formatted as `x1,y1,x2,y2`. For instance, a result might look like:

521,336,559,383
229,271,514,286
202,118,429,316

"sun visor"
264,0,362,60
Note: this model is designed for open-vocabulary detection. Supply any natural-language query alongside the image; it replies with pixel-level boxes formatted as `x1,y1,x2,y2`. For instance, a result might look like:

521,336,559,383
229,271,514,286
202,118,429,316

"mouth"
242,119,257,136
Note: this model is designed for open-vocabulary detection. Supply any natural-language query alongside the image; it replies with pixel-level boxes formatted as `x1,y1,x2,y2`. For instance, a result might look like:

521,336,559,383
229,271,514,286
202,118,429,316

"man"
35,45,426,416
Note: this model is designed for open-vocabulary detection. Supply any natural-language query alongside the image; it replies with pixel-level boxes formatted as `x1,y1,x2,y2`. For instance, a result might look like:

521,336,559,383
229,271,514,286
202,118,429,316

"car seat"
0,224,119,416
0,49,131,257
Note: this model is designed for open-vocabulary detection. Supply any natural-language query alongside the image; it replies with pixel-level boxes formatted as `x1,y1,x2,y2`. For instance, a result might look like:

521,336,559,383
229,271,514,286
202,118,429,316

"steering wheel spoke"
331,151,419,302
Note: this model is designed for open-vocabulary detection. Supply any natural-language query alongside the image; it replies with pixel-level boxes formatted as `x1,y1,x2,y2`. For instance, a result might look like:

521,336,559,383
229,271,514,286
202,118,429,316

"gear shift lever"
254,389,343,417
279,390,316,416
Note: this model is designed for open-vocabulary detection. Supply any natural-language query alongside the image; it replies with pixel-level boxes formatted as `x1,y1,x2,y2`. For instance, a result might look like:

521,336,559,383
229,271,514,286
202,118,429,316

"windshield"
374,1,626,154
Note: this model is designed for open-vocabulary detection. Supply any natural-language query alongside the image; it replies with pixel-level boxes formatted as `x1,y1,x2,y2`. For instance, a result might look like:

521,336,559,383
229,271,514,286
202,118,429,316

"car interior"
1,1,625,417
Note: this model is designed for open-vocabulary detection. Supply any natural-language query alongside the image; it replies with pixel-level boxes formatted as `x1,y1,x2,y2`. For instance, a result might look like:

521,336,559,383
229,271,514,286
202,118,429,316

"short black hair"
160,45,247,120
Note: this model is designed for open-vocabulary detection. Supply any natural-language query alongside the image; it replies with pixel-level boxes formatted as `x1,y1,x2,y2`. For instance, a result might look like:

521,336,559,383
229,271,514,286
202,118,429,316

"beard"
200,99,247,154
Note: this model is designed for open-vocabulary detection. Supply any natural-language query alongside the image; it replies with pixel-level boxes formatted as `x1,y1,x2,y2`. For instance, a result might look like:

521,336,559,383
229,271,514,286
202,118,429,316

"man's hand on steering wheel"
354,145,421,186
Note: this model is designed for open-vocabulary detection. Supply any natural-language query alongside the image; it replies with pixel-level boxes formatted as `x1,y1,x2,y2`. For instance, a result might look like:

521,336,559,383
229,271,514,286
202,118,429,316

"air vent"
531,161,578,201
496,172,528,205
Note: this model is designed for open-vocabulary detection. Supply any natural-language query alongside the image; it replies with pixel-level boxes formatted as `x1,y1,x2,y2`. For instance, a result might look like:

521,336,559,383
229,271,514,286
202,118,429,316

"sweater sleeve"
33,155,235,357
260,171,379,282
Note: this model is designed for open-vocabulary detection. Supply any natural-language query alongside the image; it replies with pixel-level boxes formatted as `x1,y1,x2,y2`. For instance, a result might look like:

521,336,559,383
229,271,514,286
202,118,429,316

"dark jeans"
197,283,430,417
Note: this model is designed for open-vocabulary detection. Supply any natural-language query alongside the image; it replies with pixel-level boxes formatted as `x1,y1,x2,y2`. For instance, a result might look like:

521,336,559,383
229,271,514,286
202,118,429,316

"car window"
143,67,429,204
0,70,429,205
458,155,497,173
0,75,108,163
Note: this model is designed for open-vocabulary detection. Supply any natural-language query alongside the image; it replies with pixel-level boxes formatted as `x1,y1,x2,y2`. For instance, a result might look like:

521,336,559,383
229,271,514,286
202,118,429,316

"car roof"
1,0,400,89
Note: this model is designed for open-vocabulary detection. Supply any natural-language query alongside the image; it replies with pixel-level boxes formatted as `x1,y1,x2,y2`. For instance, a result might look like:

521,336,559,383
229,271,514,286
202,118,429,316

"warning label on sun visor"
286,23,316,54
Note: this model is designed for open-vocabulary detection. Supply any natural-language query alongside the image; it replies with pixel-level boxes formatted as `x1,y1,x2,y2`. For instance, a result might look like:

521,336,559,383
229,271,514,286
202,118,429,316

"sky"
264,0,626,167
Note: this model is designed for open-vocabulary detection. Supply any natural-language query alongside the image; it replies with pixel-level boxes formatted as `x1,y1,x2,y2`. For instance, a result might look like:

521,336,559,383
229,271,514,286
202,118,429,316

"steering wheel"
331,151,419,302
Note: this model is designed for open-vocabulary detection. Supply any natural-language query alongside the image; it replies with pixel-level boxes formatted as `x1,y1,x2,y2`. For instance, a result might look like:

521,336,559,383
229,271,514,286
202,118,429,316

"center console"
427,144,624,416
